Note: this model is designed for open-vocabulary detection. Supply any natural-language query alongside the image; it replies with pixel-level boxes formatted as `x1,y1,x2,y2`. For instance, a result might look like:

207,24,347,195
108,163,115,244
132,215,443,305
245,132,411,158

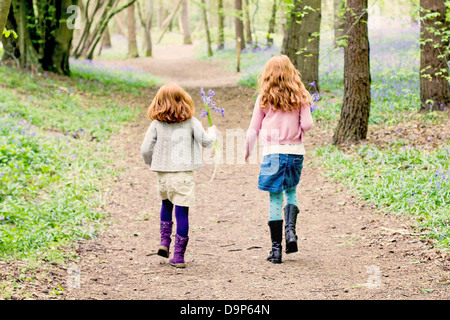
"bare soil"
4,44,449,300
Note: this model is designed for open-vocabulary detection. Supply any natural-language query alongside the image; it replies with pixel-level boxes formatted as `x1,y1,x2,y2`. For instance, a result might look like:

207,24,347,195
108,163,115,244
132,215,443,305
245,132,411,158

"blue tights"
160,199,189,237
269,188,298,221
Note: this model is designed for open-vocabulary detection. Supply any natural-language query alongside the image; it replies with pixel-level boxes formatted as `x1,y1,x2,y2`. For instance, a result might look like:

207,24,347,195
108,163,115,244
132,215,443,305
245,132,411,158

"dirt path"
65,46,449,300
101,44,240,88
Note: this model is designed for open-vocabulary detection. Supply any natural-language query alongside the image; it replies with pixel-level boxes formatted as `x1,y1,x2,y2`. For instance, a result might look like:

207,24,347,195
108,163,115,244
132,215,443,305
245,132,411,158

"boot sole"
169,262,186,268
286,241,298,254
157,246,169,258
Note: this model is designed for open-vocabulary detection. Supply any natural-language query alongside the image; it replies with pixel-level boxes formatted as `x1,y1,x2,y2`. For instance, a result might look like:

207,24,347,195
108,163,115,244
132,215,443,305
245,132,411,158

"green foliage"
2,28,18,39
0,66,139,261
70,59,162,96
314,29,449,249
314,143,449,248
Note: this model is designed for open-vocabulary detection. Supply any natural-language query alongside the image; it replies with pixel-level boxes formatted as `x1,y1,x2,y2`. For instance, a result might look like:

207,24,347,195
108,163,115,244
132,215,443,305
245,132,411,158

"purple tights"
160,199,189,237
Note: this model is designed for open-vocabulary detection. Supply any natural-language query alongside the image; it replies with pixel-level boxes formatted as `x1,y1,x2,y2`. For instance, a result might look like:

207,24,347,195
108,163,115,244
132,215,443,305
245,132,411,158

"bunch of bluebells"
309,81,320,113
200,88,225,121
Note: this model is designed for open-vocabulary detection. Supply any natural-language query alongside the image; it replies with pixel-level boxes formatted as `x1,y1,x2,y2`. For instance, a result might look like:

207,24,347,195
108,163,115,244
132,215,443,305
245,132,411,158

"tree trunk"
127,3,139,58
6,0,78,75
244,0,252,45
1,2,19,64
42,0,78,75
217,0,225,50
101,25,112,49
419,0,450,111
0,0,12,40
182,0,192,44
282,0,321,91
267,0,277,47
72,0,138,60
137,0,154,57
333,0,345,48
234,0,245,50
157,0,183,43
201,0,212,57
144,0,154,57
157,0,164,29
333,0,371,145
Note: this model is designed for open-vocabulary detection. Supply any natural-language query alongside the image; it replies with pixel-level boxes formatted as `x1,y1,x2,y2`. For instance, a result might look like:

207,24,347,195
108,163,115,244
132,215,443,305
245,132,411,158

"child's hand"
207,125,219,141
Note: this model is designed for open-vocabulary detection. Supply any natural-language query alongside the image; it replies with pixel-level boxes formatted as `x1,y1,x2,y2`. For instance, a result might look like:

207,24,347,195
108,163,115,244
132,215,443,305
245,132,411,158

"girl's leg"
174,206,189,237
158,199,174,258
283,187,299,254
170,206,190,268
269,192,284,221
267,192,283,263
284,187,298,206
160,199,174,222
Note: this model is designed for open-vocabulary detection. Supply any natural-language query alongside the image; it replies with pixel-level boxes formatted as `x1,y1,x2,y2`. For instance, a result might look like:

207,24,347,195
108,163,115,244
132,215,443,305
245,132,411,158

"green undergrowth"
70,58,162,94
314,142,449,248
312,30,449,249
0,65,141,263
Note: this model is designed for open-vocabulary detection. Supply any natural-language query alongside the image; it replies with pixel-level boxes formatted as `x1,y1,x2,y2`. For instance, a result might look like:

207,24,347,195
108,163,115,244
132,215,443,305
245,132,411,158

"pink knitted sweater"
245,95,314,160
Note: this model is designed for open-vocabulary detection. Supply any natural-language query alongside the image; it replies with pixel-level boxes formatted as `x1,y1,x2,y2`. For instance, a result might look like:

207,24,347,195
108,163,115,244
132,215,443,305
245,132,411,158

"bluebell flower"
200,110,209,119
312,92,320,103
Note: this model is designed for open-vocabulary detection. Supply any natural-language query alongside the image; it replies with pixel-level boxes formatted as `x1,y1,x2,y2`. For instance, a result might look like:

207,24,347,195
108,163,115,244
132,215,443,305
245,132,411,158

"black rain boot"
267,220,283,264
284,204,299,254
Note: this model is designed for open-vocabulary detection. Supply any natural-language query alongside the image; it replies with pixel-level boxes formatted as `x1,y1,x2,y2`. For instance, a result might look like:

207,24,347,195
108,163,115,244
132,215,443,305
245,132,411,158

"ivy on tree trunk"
282,0,322,92
2,0,78,75
333,0,371,145
419,0,450,111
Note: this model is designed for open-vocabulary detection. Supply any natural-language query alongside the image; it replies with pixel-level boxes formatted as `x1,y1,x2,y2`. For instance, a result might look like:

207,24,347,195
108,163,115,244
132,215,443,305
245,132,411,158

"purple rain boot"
157,221,173,258
169,234,189,268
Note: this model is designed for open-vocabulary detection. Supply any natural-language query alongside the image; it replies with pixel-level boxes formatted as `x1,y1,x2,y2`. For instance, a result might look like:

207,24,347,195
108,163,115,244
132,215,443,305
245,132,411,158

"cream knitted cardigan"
140,117,215,172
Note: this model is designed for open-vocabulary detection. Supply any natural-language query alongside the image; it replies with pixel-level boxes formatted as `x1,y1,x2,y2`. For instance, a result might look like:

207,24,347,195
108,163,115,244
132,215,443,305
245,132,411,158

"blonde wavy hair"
257,55,311,112
147,83,195,124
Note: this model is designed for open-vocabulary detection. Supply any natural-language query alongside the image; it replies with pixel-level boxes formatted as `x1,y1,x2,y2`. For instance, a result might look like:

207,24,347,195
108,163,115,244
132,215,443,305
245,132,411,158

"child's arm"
244,96,265,162
140,121,157,166
192,117,216,148
300,104,314,132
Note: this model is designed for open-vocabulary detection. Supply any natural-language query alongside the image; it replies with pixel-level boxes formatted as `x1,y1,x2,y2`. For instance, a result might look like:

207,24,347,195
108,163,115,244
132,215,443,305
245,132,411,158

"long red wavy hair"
257,55,311,112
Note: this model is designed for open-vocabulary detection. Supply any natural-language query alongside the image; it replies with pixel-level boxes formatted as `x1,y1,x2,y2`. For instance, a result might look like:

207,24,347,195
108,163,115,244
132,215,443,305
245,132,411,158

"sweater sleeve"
300,104,314,132
140,121,157,166
244,96,265,161
192,117,215,149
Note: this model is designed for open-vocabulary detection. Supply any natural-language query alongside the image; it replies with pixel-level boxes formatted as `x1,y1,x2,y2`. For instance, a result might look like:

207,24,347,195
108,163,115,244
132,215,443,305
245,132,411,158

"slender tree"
244,0,252,45
217,0,225,49
235,0,245,50
267,0,278,47
72,0,138,60
419,0,450,111
137,0,154,57
0,0,12,40
282,0,322,91
127,3,139,57
101,26,112,49
333,0,371,145
182,0,192,44
201,0,213,57
333,0,345,47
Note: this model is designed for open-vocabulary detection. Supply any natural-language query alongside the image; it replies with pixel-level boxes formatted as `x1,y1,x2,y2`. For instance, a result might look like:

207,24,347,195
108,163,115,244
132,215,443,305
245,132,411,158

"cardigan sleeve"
140,121,158,166
192,117,215,149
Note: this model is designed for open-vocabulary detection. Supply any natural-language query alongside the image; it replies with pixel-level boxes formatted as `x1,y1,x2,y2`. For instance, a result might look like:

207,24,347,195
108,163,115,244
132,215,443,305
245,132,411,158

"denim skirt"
258,154,304,193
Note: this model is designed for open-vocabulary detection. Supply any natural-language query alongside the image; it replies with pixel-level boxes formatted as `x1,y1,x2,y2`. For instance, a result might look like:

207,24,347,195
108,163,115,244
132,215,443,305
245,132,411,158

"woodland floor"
4,44,449,300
